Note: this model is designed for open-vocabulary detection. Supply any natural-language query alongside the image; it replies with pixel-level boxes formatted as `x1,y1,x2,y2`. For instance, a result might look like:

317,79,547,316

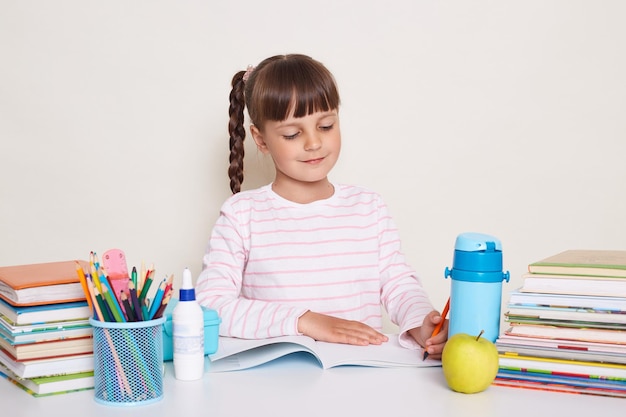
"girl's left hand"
298,311,389,346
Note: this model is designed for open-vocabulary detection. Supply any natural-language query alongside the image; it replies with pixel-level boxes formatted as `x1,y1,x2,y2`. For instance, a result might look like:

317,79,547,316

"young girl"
196,54,448,358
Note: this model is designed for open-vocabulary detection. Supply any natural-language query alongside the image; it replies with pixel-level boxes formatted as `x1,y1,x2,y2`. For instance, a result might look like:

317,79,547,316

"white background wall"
1,1,625,316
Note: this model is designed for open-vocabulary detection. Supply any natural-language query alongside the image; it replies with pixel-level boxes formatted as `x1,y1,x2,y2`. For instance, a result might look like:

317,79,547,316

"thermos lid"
454,232,502,252
446,232,510,283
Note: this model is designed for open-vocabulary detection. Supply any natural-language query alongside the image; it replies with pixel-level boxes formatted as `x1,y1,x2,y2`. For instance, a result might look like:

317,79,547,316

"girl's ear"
250,125,270,154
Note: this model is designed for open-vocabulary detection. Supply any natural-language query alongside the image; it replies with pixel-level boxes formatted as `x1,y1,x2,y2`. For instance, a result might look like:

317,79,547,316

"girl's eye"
283,132,299,140
320,124,334,131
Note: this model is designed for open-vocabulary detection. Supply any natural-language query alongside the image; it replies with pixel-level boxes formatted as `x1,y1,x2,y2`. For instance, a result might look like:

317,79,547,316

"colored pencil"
120,291,137,322
90,263,103,293
127,281,144,321
94,286,113,322
147,278,167,320
101,282,126,323
138,269,154,304
131,266,137,288
74,261,94,313
152,293,171,319
85,273,102,320
141,299,150,323
139,261,146,293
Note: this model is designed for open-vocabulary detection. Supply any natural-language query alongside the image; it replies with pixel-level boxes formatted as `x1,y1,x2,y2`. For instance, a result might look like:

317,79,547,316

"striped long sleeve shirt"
196,184,434,349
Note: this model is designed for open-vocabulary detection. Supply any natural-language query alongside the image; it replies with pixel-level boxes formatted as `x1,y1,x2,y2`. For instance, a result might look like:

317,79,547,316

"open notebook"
207,334,441,372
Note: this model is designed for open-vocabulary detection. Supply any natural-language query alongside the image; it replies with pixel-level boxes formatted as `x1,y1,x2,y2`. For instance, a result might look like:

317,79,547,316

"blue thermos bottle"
445,232,510,342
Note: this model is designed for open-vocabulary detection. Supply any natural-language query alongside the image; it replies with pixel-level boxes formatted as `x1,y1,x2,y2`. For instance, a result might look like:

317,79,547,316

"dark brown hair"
227,54,340,194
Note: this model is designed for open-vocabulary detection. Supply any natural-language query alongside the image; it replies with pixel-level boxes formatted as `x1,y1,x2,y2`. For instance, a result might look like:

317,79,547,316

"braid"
228,71,246,194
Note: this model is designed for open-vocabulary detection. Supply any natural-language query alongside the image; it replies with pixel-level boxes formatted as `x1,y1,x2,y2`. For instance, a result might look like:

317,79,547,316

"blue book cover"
0,298,90,325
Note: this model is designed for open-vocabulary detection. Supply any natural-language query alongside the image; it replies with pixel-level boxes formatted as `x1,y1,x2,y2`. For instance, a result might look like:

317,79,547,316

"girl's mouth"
303,157,324,164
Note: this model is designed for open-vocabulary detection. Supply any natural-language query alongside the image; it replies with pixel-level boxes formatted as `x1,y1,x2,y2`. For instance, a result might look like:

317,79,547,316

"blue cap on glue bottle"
179,268,196,301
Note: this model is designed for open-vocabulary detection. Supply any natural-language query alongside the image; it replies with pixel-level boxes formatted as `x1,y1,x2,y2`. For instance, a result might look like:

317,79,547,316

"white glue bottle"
173,267,205,380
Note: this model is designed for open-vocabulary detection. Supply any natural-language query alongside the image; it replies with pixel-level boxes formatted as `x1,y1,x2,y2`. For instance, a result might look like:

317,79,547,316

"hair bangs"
250,55,340,125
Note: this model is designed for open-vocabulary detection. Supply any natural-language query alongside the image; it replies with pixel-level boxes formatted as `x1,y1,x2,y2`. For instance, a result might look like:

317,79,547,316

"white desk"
3,353,623,417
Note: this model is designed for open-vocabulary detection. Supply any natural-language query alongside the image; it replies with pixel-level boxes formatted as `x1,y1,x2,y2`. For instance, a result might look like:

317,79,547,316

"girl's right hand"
297,311,388,346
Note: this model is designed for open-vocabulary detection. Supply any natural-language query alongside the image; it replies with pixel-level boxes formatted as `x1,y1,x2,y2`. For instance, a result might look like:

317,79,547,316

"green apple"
441,330,499,394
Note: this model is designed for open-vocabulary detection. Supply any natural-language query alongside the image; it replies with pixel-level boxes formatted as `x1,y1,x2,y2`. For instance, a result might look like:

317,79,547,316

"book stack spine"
0,261,95,396
494,249,626,398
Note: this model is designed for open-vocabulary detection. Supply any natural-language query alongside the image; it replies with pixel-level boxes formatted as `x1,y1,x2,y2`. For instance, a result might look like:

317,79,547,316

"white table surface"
2,353,623,417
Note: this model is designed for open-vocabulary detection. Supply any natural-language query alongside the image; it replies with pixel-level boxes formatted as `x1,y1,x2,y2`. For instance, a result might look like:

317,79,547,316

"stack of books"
0,261,95,396
494,250,626,397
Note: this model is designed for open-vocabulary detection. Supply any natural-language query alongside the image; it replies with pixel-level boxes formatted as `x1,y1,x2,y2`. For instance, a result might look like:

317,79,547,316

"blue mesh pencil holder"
90,317,166,406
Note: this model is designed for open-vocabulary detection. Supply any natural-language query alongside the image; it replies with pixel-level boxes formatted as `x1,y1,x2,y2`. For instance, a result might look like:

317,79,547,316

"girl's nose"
303,132,322,151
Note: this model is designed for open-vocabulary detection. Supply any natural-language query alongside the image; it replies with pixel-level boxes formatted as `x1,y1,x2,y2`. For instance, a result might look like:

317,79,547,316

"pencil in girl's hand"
423,297,450,360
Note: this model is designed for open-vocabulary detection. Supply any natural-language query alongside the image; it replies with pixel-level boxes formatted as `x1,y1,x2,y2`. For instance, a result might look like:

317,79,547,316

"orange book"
0,260,89,307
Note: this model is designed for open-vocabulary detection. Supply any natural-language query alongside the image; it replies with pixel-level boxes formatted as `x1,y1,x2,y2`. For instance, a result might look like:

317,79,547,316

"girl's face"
251,110,341,200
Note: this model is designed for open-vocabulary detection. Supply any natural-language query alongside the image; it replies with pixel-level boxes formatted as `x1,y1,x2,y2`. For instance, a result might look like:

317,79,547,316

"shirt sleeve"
195,199,309,339
375,195,434,350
